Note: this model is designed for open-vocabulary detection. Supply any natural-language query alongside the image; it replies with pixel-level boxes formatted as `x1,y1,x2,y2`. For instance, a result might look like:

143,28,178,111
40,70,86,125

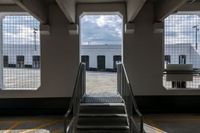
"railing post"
82,63,86,96
117,63,122,95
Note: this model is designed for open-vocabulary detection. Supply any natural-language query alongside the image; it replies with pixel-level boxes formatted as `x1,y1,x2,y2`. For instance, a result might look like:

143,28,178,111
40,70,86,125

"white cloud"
165,14,200,44
96,16,107,27
80,15,123,45
3,16,40,45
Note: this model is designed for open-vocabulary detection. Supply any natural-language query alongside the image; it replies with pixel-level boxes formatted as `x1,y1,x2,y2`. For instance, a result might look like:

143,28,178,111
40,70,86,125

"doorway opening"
80,13,123,96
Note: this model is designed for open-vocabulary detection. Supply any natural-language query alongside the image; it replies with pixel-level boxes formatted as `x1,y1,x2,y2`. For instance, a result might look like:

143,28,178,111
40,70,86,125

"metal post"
81,63,86,96
33,28,38,51
193,25,199,50
117,63,122,95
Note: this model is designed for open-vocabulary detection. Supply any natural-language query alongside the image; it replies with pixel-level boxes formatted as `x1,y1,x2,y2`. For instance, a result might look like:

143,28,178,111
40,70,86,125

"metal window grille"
163,14,200,89
2,15,40,90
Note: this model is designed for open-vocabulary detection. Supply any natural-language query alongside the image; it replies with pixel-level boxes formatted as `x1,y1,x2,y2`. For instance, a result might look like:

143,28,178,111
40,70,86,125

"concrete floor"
86,71,117,96
2,68,200,91
3,68,40,90
0,116,64,133
0,114,200,133
144,114,200,133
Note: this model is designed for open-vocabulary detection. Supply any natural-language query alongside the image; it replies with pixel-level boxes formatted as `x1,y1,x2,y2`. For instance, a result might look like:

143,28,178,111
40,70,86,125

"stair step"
77,125,129,130
80,103,125,114
77,115,128,127
79,114,127,117
81,96,123,103
80,103,125,106
77,127,130,133
77,128,130,133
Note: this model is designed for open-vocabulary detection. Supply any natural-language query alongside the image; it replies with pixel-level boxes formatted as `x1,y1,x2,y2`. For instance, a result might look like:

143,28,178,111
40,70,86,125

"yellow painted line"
144,123,166,133
145,118,200,124
20,120,61,133
145,119,166,133
0,119,61,123
51,128,63,133
3,121,22,133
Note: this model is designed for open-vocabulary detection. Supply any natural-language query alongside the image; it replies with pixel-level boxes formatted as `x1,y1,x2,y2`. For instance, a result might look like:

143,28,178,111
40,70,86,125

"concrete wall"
0,4,79,98
1,2,200,99
124,1,200,95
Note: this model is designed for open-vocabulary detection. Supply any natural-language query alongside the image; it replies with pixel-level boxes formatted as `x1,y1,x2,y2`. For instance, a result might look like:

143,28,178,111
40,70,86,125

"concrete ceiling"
0,0,199,24
0,0,15,4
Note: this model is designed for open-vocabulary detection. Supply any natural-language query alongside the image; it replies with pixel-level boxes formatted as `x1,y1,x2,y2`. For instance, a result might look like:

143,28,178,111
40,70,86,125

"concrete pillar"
0,15,4,89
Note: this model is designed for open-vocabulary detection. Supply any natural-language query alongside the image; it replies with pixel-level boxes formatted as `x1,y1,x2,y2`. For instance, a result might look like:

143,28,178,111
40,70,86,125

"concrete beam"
153,22,164,34
179,2,200,11
0,5,25,12
127,0,147,22
68,24,79,35
125,23,135,34
40,24,50,35
56,0,75,23
13,0,48,24
155,0,188,22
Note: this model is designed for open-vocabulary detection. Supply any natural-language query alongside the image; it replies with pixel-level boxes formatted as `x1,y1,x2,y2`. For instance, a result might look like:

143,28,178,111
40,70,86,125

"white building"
3,43,200,71
165,43,200,69
3,44,40,68
80,44,122,71
3,44,121,71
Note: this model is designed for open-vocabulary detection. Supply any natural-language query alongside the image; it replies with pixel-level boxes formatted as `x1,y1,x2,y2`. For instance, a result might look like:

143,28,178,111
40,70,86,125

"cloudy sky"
3,15,40,45
2,14,200,45
80,15,123,45
165,14,200,44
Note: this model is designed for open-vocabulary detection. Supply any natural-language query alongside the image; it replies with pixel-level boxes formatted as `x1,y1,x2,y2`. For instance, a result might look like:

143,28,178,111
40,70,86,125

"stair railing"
64,62,86,133
117,63,143,133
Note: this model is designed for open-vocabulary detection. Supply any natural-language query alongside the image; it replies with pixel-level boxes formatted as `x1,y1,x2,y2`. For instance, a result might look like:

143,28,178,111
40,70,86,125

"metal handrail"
66,117,76,133
117,63,143,133
64,62,86,133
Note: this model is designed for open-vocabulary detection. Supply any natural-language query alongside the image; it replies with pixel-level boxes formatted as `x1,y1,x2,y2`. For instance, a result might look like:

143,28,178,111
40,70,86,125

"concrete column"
0,15,4,89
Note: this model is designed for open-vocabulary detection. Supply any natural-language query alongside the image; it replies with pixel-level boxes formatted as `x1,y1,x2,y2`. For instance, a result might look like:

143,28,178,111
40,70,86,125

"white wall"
3,44,40,65
165,43,200,68
80,45,121,69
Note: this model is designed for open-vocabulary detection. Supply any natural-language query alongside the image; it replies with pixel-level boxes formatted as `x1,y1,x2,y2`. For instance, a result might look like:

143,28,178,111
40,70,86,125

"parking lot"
2,68,200,92
86,71,117,96
2,68,40,90
1,69,118,95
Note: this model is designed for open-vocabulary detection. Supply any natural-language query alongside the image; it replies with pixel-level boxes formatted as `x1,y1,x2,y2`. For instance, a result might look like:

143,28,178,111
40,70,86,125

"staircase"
76,96,129,133
64,63,143,133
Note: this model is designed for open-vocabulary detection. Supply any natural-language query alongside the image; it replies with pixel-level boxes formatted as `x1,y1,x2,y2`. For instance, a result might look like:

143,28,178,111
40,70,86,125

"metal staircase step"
77,115,128,127
81,96,123,103
80,103,125,106
77,125,129,129
79,113,127,117
79,103,125,114
76,128,130,133
75,96,132,133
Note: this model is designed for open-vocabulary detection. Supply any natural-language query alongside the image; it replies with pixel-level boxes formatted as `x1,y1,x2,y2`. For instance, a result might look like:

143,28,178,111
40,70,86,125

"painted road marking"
3,121,22,133
0,119,62,123
144,123,167,133
52,128,63,133
145,118,167,133
20,120,61,133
